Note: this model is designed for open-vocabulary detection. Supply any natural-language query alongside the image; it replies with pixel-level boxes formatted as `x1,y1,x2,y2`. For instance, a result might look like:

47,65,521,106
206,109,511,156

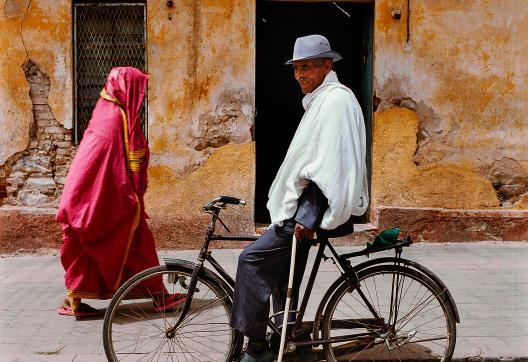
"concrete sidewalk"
0,242,527,361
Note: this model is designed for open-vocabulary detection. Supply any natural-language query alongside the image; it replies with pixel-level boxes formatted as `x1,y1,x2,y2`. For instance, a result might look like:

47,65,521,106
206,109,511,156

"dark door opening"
255,1,374,224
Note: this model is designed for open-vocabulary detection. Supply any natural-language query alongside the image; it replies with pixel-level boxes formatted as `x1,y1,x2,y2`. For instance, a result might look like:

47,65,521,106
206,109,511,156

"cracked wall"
2,59,73,207
2,0,526,229
1,1,255,218
147,0,255,180
373,0,528,210
144,1,255,223
1,0,72,207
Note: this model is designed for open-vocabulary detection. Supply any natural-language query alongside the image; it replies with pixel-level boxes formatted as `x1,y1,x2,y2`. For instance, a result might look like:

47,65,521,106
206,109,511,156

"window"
73,2,147,143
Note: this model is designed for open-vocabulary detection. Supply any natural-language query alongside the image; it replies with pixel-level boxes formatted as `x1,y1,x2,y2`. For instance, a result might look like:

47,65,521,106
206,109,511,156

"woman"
56,67,184,317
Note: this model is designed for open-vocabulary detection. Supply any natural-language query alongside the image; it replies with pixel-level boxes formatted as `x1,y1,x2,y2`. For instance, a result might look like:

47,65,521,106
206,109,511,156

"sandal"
57,298,101,318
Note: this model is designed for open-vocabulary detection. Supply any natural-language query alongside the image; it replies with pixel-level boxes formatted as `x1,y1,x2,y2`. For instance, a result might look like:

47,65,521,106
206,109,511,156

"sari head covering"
57,67,161,300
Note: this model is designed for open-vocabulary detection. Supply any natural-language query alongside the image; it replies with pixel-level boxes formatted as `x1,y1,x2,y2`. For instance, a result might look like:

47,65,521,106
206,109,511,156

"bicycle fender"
355,257,460,323
164,258,235,301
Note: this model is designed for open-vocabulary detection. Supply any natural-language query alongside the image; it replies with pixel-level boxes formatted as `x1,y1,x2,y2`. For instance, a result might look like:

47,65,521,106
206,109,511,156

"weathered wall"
373,0,528,211
2,0,528,249
0,0,256,248
145,0,256,230
1,0,72,163
1,1,73,207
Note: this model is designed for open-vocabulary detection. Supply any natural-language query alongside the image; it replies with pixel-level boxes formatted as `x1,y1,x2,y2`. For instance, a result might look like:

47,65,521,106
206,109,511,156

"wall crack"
0,59,73,208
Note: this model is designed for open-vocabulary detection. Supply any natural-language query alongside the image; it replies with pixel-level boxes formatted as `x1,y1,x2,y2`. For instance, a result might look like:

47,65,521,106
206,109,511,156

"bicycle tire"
322,264,456,361
103,264,241,361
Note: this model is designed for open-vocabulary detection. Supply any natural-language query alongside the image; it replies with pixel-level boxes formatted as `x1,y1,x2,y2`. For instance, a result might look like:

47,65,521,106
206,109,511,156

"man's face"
293,58,332,94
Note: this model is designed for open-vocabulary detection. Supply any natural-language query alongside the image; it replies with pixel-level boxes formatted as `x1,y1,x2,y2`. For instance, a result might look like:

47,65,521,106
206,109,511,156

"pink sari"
56,67,162,300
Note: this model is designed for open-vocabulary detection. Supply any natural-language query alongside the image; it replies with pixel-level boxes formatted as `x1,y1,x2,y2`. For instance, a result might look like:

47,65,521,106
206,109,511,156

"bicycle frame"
104,197,458,362
167,206,258,331
274,238,404,349
165,203,453,352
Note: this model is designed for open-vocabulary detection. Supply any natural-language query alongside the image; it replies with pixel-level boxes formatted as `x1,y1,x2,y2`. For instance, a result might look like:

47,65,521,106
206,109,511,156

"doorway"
255,1,374,224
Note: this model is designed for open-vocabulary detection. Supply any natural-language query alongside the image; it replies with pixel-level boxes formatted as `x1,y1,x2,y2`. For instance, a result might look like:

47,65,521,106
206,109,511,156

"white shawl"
267,71,368,230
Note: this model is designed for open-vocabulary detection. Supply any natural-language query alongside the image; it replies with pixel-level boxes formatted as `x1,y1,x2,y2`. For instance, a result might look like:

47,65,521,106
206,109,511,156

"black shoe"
237,349,275,362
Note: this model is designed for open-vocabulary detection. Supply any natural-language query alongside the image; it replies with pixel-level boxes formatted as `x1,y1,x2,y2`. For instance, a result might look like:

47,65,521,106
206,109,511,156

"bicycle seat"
317,215,357,239
203,195,246,211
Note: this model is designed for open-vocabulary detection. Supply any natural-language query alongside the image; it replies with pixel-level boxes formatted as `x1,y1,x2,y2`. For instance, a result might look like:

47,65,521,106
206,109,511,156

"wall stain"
3,0,29,18
186,0,201,108
372,107,499,209
189,89,252,151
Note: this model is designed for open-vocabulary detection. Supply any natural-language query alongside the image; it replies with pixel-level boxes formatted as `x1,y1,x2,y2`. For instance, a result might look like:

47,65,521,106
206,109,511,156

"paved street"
0,242,527,361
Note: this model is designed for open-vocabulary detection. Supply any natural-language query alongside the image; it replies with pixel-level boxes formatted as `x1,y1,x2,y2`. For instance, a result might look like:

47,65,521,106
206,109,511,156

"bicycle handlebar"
203,195,246,211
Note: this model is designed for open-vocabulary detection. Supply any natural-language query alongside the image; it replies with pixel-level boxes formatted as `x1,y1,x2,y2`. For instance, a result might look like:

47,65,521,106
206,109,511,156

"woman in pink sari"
56,67,184,317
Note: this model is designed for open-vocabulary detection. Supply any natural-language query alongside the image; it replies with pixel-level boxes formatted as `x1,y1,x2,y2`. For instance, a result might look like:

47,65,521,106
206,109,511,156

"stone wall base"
1,206,527,253
375,206,528,242
0,207,61,253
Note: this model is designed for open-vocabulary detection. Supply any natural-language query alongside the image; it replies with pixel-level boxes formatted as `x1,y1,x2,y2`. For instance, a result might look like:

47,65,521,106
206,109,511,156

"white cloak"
267,71,368,230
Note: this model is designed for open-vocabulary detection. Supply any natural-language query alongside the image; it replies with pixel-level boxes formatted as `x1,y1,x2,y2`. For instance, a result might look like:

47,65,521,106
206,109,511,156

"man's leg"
230,221,311,356
271,242,311,328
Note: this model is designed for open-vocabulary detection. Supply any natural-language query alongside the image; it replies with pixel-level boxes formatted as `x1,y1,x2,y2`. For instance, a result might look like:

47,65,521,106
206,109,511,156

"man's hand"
294,223,314,240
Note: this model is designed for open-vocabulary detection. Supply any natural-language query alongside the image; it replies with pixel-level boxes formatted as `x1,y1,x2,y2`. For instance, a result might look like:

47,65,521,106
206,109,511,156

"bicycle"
103,195,459,361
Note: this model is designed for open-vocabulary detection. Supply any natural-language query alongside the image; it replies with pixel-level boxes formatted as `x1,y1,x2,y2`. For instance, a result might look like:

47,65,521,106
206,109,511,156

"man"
230,34,369,361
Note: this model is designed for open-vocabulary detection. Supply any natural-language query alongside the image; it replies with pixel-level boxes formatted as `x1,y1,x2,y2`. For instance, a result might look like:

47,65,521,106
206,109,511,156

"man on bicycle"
230,34,369,362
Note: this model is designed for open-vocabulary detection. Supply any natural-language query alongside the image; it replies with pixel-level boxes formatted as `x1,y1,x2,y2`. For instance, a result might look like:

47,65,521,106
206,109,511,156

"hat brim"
284,51,343,65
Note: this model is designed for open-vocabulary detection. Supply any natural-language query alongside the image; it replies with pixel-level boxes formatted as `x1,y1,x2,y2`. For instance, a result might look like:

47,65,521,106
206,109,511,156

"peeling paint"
1,0,71,167
2,59,72,207
480,158,528,207
147,0,255,182
189,89,253,151
372,107,500,209
1,0,526,221
374,0,528,211
3,0,30,19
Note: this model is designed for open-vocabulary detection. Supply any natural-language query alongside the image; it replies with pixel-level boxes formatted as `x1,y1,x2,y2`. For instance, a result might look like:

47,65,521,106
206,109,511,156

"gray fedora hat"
285,34,343,65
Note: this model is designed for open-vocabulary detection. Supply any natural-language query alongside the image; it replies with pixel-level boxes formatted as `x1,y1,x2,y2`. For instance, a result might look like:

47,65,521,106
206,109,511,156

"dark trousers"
230,182,330,339
230,220,311,340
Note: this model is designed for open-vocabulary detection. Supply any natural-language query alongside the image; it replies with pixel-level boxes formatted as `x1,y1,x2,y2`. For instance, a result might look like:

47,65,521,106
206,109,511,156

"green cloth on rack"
367,228,400,249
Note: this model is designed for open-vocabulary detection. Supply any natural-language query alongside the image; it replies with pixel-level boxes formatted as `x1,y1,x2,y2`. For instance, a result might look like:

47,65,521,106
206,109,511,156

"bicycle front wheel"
322,264,456,361
103,264,240,361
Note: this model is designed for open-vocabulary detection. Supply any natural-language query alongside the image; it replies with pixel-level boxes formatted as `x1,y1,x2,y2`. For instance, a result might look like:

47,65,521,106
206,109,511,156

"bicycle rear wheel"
322,264,456,361
103,264,240,361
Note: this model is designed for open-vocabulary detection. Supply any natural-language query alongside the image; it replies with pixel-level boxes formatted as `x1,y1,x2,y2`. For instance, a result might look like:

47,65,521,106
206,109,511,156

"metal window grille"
73,2,147,143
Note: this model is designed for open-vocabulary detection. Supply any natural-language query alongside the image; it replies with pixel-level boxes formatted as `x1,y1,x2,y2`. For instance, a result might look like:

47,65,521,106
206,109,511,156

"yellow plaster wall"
372,107,499,209
146,0,255,175
3,0,526,218
0,0,71,165
146,142,256,233
373,0,528,209
144,0,255,219
1,0,255,219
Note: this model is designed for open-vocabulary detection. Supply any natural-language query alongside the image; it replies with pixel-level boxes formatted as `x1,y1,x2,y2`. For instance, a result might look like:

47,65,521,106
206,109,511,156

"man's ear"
324,59,333,74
